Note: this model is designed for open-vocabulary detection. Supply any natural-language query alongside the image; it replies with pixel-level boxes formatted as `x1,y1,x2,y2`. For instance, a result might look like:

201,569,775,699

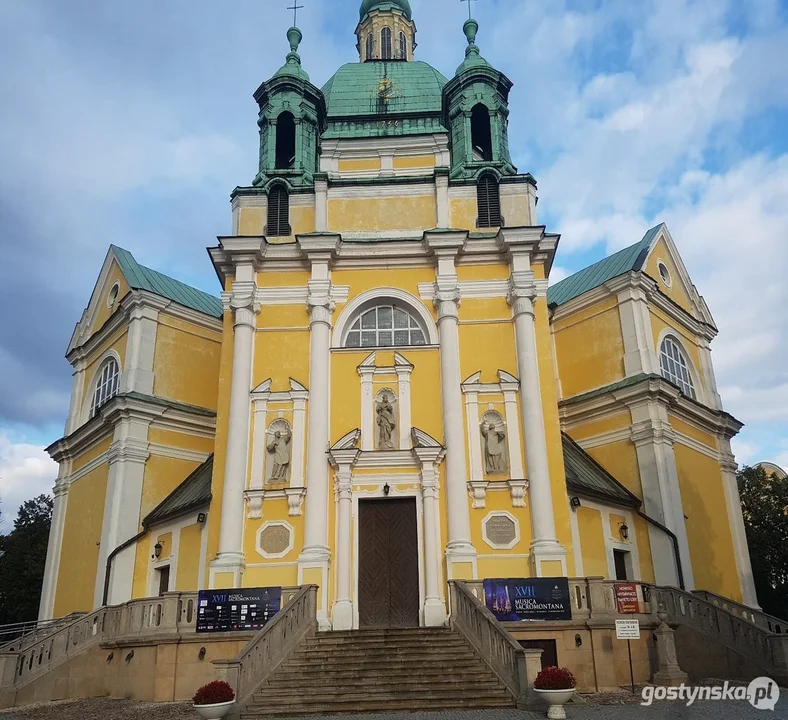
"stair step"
261,677,508,695
244,693,515,716
274,660,490,678
317,628,455,639
291,645,477,659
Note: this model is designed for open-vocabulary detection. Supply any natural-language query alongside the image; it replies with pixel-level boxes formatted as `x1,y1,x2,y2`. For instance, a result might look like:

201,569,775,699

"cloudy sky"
0,0,786,531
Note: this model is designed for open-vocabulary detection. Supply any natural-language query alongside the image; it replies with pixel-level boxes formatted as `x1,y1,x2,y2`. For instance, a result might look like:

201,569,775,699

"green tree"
738,466,788,619
0,495,53,627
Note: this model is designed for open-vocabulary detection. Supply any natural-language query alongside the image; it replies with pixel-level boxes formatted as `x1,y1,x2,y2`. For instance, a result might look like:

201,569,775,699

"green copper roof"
547,224,664,307
359,0,412,21
111,245,223,318
322,61,447,119
144,455,213,527
562,433,641,508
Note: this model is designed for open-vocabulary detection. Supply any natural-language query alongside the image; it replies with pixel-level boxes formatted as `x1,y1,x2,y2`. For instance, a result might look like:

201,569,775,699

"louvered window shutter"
477,175,501,228
267,186,291,237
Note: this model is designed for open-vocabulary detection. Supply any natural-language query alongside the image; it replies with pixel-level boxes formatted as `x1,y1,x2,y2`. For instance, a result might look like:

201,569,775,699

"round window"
107,282,120,309
657,261,671,287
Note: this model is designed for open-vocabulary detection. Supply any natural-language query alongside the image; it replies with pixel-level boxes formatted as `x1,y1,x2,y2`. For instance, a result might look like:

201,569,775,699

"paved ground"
2,695,788,719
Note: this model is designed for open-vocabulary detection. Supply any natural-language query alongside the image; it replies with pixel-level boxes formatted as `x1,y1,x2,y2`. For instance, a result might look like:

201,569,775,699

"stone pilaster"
329,448,360,630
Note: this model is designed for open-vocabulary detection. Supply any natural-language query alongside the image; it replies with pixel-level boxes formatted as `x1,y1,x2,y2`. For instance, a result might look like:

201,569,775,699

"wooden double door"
357,498,420,628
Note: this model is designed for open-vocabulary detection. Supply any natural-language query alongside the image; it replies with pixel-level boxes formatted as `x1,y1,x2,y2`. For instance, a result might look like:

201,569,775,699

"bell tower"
442,18,517,180
252,26,326,190
356,0,417,61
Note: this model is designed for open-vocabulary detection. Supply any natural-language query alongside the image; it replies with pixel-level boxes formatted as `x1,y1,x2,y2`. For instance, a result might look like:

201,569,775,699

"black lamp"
383,483,391,496
153,542,163,559
620,523,629,541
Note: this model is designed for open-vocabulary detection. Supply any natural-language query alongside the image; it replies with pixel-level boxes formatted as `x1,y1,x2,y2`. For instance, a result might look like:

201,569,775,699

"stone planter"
533,688,575,719
194,700,235,720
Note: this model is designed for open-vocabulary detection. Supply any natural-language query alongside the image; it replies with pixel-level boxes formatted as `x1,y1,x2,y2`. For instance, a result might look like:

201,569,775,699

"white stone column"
212,281,260,585
38,469,70,620
64,361,87,435
415,447,448,626
698,338,723,410
122,300,164,395
290,385,308,487
95,422,150,607
502,386,525,480
509,283,565,575
720,448,759,607
329,449,359,630
425,232,476,577
614,280,659,378
396,361,413,450
298,236,339,629
435,171,449,228
315,176,328,232
359,365,375,451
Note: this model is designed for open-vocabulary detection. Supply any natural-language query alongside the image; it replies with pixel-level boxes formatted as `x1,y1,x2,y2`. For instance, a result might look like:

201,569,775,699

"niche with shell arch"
266,418,293,484
375,388,398,451
480,410,508,476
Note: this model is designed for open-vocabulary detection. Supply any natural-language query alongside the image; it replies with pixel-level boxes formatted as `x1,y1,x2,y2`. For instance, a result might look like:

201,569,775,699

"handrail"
691,590,788,634
0,614,86,653
448,580,527,706
213,584,318,708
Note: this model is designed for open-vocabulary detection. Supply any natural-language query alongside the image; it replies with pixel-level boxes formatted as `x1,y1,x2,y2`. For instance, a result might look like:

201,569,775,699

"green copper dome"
321,61,447,139
359,0,412,22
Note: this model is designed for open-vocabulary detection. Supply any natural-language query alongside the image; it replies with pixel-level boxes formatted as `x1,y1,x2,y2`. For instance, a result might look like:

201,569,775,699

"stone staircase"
241,627,516,717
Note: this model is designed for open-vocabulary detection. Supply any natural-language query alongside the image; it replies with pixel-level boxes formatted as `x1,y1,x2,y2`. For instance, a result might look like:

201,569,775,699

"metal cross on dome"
460,0,478,20
287,1,304,26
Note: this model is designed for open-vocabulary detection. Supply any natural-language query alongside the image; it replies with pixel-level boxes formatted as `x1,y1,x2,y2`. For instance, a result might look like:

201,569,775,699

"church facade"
40,0,758,629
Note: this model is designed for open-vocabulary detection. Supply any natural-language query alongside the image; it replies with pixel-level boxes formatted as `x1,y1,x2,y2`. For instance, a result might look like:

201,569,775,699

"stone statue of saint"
376,393,397,450
481,422,507,475
267,428,292,482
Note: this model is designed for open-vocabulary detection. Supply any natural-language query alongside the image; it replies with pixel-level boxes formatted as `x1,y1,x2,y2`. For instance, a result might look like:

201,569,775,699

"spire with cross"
287,1,304,28
460,0,478,21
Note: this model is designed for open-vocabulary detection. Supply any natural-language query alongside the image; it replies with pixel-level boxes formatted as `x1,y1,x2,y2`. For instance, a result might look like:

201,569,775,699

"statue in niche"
481,412,508,475
266,419,292,483
375,390,398,450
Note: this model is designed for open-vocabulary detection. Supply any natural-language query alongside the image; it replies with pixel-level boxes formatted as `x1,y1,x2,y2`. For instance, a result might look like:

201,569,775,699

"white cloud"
0,434,57,533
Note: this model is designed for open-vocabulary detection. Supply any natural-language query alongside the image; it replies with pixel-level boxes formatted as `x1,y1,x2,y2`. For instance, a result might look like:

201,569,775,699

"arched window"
471,103,493,162
267,184,291,237
275,111,296,170
660,336,697,399
399,31,407,60
381,27,392,60
345,305,427,348
366,33,374,60
90,357,120,418
476,173,501,228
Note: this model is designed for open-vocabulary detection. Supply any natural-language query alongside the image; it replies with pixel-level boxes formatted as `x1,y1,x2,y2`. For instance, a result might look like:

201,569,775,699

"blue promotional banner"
196,587,282,633
484,578,572,621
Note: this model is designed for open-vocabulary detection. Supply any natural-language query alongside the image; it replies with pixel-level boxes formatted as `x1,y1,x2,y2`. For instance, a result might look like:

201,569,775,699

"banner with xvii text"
484,578,572,621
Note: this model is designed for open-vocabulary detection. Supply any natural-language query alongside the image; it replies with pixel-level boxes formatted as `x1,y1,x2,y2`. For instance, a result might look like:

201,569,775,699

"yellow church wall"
176,524,202,591
253,329,311,392
147,428,214,455
89,262,129,336
141,456,203,522
668,415,717,450
239,208,265,237
565,413,631,441
455,264,511,282
609,513,627,540
576,507,607,578
459,297,511,322
332,266,436,305
70,436,113,473
552,299,625,399
673,444,741,600
644,239,694,315
338,158,382,172
583,441,644,498
392,155,436,170
328,195,436,233
459,322,517,382
634,516,655,584
53,466,109,616
155,532,173,561
257,270,311,288
244,565,299,589
153,323,222,411
449,198,477,231
132,539,151,599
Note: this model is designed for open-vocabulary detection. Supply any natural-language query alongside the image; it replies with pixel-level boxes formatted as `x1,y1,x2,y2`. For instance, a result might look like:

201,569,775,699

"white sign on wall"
615,619,641,640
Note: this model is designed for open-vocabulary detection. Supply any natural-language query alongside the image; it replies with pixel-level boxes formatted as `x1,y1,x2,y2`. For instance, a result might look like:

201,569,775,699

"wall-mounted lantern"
153,542,163,559
620,523,629,541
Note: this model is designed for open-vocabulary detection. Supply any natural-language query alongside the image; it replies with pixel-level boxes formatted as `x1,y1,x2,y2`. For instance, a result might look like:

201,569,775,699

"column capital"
630,419,676,448
435,290,461,321
720,453,739,475
507,283,537,319
307,278,335,326
225,281,261,329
